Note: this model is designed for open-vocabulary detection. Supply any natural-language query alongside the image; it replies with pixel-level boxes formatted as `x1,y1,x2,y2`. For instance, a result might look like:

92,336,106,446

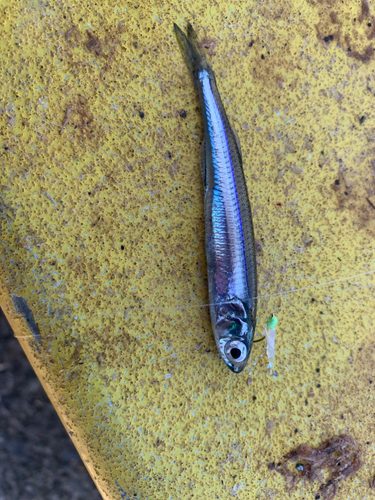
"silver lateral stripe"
199,69,248,300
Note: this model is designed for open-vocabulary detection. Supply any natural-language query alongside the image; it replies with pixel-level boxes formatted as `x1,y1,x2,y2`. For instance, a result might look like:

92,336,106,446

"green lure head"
267,314,278,329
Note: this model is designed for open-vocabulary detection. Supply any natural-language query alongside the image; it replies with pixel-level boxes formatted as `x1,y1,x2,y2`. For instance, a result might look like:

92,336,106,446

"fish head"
213,298,255,373
217,324,253,373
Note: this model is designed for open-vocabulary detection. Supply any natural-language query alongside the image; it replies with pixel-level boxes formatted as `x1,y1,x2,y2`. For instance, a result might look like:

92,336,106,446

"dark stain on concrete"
268,434,361,500
315,0,375,64
12,295,42,344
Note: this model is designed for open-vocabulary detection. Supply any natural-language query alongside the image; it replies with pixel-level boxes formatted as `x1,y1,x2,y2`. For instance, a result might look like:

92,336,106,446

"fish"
174,23,257,373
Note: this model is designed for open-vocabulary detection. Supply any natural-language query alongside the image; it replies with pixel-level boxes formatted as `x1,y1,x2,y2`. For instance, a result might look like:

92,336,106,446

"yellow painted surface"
1,0,375,498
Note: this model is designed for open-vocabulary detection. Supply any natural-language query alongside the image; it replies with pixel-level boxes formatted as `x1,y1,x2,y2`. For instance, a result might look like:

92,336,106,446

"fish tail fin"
174,23,210,85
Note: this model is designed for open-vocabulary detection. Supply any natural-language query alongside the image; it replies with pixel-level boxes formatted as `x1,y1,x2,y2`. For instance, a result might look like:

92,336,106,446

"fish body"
174,23,257,373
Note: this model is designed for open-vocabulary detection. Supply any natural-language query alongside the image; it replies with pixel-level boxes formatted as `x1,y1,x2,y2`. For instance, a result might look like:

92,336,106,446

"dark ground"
0,308,102,500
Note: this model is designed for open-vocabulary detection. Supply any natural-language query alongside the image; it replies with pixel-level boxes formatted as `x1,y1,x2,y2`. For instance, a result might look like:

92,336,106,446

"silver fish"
174,23,257,373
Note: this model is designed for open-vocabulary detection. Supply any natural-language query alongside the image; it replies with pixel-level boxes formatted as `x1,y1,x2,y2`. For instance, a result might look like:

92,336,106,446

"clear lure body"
174,24,257,373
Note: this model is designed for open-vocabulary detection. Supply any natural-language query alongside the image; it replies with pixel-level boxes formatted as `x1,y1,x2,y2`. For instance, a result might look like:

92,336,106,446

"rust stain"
201,37,218,56
315,0,375,63
329,162,375,238
65,25,81,43
60,96,94,135
85,31,104,57
96,352,104,367
268,435,361,500
71,343,83,361
63,24,123,79
350,45,374,62
358,0,370,22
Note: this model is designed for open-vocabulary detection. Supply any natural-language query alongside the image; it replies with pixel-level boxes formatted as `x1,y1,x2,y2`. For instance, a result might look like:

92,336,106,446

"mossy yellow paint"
1,0,375,498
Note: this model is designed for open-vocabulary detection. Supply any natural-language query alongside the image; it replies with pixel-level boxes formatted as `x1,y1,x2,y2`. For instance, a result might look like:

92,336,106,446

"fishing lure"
264,314,277,373
174,23,257,373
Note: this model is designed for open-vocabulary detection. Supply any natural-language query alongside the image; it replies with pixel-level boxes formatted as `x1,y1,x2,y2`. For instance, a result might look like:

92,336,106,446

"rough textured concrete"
1,0,375,499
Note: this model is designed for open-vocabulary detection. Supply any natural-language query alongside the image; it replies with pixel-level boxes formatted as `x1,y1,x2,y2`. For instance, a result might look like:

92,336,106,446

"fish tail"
174,23,210,85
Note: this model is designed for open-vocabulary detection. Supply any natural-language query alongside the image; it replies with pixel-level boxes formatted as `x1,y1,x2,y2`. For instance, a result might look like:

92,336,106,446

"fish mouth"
227,362,246,374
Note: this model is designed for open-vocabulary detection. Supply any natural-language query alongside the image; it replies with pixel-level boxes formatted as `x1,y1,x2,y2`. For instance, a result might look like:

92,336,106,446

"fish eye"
224,340,247,363
230,347,241,359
